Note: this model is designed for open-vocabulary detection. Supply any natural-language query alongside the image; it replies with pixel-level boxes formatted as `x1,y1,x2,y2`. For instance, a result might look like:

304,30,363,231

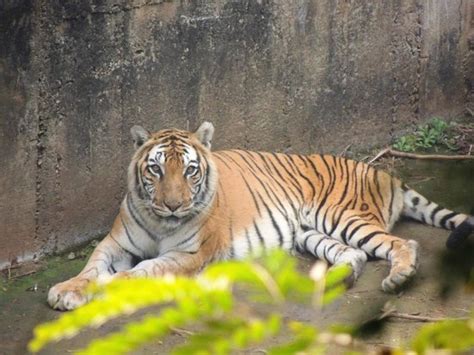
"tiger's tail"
402,187,473,249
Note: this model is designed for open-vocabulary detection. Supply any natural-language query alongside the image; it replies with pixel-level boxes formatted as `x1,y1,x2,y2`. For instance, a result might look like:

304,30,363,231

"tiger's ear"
130,125,150,149
195,121,214,149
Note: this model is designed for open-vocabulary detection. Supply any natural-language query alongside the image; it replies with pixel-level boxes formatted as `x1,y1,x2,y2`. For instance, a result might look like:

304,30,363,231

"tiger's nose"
164,200,183,212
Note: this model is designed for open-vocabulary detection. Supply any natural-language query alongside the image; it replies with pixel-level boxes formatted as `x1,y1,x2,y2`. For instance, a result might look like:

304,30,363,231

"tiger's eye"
185,165,198,176
149,165,162,176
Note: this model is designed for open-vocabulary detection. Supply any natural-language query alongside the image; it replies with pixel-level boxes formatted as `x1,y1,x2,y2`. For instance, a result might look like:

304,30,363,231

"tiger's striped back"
211,150,402,256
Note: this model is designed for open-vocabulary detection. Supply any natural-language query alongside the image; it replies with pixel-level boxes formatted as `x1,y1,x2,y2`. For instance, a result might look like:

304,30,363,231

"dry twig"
368,148,474,164
170,327,195,337
384,312,468,322
379,304,469,323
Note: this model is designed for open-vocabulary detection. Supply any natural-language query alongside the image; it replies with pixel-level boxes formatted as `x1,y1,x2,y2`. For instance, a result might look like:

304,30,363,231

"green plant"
411,313,474,354
28,251,352,354
28,249,474,354
393,134,417,152
393,117,459,152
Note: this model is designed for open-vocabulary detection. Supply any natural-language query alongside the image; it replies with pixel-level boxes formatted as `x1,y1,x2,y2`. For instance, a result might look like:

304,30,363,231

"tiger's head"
128,122,217,225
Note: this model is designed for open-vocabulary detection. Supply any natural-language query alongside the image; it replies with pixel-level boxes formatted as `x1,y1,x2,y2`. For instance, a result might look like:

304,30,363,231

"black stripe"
251,152,300,217
296,154,309,167
239,172,263,217
285,154,316,199
175,249,199,255
253,172,289,218
298,156,324,183
255,152,302,204
95,249,114,260
326,242,338,256
359,163,370,203
313,237,326,255
340,218,359,244
235,155,290,219
225,153,295,219
336,158,351,205
202,156,211,194
302,233,312,251
430,205,444,223
109,232,142,264
213,154,233,170
159,136,187,145
245,228,253,254
83,267,99,277
371,242,384,256
258,192,285,247
120,216,146,257
321,206,332,235
351,161,359,209
253,221,266,248
357,231,385,248
228,218,235,257
160,255,182,268
367,180,385,224
193,159,214,208
388,179,395,220
135,160,147,200
328,198,354,236
440,212,458,229
271,153,305,202
314,156,337,228
303,155,324,183
323,245,330,260
386,240,395,259
176,225,204,248
220,151,256,174
126,194,158,241
373,170,385,207
347,222,371,242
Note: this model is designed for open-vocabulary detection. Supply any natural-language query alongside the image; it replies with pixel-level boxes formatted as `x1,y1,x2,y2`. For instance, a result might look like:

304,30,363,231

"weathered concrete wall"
0,0,472,269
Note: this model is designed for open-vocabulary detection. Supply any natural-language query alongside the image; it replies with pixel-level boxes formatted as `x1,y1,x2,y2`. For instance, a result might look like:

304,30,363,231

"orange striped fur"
48,122,473,310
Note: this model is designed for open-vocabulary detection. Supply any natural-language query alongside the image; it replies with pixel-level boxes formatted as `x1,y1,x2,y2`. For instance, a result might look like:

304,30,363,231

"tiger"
48,122,474,310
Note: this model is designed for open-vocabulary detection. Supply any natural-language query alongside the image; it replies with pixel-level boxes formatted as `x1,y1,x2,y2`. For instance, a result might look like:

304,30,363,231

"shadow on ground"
1,159,473,354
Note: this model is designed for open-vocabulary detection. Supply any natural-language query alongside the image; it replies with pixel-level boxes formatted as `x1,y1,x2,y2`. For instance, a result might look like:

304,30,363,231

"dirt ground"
1,159,473,355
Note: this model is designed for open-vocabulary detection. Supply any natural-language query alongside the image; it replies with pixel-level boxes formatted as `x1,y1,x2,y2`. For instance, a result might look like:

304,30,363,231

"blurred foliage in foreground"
28,250,473,354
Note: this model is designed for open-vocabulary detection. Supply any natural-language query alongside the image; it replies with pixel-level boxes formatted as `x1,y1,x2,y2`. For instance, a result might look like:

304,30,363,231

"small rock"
91,240,99,247
67,252,76,260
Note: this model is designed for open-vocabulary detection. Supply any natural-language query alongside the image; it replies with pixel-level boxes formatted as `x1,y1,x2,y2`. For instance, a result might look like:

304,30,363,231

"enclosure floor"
1,159,473,354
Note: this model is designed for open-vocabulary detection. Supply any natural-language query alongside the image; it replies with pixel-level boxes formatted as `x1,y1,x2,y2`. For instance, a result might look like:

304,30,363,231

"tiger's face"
128,122,216,224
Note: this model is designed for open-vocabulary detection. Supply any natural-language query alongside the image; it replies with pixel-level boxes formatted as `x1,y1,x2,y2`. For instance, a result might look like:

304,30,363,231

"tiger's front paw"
48,278,91,311
333,249,368,288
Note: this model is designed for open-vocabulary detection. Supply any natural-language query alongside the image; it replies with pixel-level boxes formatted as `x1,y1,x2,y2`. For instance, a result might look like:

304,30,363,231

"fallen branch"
170,327,195,337
368,148,474,164
379,305,469,323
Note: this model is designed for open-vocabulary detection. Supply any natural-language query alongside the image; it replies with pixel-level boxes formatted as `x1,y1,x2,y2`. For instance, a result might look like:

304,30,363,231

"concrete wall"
1,0,472,269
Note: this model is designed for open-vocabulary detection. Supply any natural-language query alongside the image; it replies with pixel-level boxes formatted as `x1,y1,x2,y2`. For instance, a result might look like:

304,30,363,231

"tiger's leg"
48,233,139,311
112,249,208,280
334,216,419,292
296,229,368,285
